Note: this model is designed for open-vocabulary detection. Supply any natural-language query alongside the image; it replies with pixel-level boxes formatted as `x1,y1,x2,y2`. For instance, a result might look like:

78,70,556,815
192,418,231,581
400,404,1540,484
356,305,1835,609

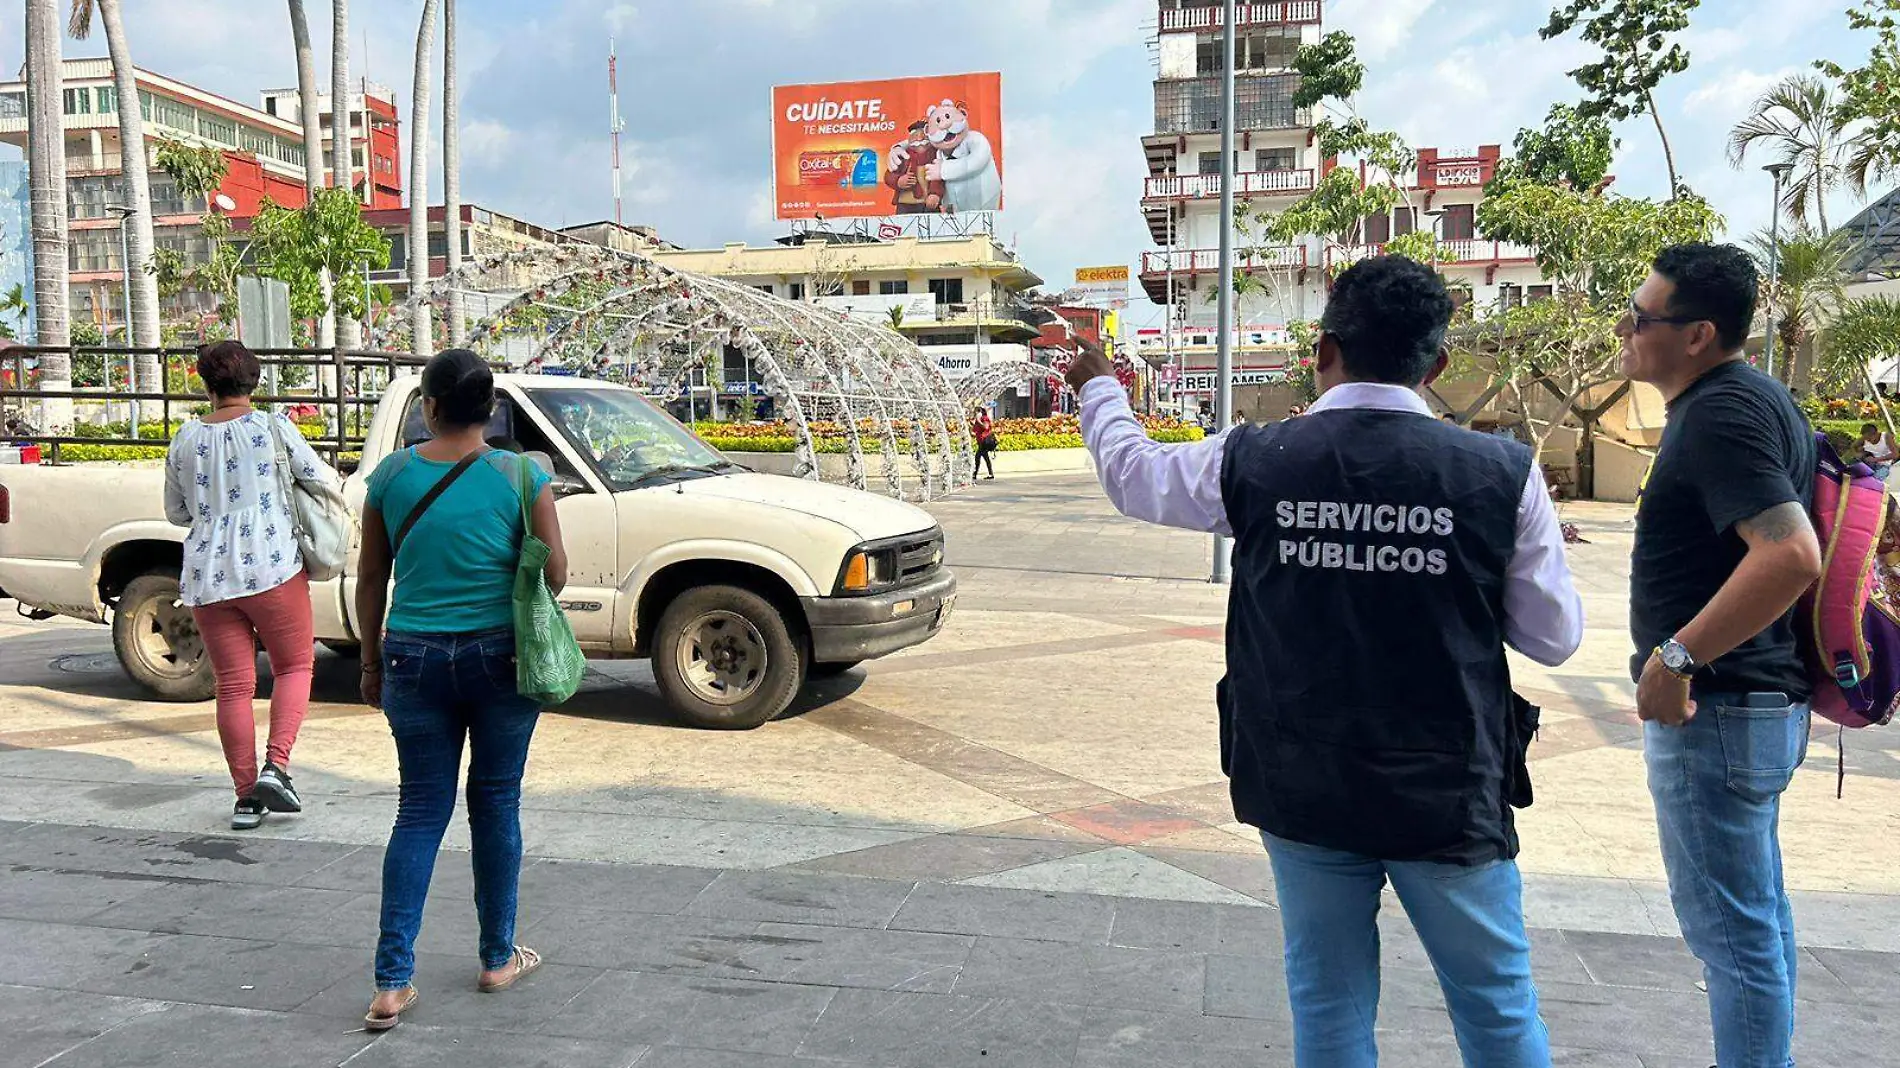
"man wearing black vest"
1068,256,1583,1067
1624,244,1820,1068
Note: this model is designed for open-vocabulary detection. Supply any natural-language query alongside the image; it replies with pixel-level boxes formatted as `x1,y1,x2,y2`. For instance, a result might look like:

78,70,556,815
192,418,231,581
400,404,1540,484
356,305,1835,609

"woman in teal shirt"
354,349,568,1030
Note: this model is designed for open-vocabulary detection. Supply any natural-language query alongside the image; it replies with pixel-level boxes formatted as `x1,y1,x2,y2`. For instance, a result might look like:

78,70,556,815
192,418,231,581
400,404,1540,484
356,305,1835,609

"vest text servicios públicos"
1273,500,1454,576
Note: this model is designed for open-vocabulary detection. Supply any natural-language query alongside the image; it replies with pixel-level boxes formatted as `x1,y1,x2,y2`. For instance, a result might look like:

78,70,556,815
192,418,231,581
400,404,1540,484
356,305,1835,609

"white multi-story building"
1138,0,1550,415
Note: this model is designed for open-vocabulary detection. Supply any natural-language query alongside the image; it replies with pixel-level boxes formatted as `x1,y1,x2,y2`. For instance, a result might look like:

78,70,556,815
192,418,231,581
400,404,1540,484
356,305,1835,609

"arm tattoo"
1737,501,1810,544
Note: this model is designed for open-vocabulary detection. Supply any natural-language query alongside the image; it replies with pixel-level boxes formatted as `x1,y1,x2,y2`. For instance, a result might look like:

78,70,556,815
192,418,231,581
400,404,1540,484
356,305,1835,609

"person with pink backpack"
1623,244,1824,1068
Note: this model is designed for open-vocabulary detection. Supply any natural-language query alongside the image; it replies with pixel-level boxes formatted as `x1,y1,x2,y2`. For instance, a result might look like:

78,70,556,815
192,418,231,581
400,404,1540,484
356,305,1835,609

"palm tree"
332,0,359,349
69,0,159,401
1821,295,1900,403
1749,226,1855,393
285,1,334,368
442,0,464,347
1728,74,1857,235
0,282,31,338
408,0,440,357
25,0,71,429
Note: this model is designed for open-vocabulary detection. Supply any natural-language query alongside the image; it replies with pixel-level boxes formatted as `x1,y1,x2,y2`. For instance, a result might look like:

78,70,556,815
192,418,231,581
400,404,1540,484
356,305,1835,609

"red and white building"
0,60,404,336
1138,1,1551,414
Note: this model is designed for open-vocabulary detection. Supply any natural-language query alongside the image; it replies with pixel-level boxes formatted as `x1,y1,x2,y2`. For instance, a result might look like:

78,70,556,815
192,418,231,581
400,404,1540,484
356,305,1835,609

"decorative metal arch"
956,360,1049,408
371,242,972,499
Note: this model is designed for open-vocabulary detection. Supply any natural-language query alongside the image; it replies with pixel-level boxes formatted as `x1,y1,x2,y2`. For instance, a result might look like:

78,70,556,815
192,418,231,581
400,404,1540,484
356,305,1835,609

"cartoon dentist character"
923,99,1002,213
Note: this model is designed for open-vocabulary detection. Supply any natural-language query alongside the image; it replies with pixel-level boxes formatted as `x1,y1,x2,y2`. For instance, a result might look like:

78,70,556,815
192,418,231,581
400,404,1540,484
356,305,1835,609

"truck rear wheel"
112,570,215,702
652,585,804,730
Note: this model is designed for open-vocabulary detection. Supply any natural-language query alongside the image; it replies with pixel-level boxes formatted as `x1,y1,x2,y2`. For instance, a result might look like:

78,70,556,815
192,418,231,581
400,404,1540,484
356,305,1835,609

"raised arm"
1502,468,1584,666
1067,355,1231,535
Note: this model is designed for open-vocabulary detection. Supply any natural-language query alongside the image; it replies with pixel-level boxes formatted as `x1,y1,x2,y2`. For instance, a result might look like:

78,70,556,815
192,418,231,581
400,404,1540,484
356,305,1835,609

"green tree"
1541,0,1701,197
1492,104,1618,191
154,139,230,203
1820,294,1900,398
1470,174,1721,491
152,139,239,333
0,282,28,338
1747,227,1854,393
248,188,392,325
1728,73,1861,234
1818,0,1900,192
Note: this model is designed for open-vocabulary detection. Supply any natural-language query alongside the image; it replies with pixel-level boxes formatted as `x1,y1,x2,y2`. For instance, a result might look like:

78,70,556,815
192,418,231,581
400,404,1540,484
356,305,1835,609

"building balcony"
1158,1,1323,33
1139,246,1307,303
1143,168,1315,202
921,298,1042,340
1329,239,1539,270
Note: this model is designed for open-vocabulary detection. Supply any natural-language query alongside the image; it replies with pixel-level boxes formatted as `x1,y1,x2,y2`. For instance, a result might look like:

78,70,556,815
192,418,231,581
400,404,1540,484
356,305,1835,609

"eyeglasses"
1620,297,1708,336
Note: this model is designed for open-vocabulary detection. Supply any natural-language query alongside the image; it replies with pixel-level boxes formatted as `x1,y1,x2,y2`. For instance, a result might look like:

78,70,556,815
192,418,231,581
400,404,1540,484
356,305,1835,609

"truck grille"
896,531,945,586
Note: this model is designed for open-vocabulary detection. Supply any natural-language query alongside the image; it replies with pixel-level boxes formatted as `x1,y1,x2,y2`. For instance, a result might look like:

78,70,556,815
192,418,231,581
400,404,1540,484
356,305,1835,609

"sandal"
364,986,418,1032
478,946,543,993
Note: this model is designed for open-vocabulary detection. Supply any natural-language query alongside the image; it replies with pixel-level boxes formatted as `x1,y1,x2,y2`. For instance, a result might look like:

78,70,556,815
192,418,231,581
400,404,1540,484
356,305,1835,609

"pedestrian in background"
354,349,569,1030
1623,243,1821,1068
1069,256,1583,1066
971,405,998,480
1858,422,1894,481
163,340,332,830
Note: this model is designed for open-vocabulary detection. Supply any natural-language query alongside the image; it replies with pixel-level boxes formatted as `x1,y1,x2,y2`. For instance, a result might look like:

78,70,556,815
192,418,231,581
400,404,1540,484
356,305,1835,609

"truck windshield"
528,387,736,490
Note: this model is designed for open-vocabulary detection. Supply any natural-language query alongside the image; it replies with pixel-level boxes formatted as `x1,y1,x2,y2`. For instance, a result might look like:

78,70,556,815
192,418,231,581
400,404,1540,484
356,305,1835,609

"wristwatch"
1656,638,1699,680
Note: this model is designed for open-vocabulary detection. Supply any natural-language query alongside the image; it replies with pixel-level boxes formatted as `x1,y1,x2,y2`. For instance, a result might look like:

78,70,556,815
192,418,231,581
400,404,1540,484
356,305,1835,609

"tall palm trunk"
25,0,71,431
408,0,439,358
331,0,359,349
286,0,324,397
442,0,463,347
89,1,158,377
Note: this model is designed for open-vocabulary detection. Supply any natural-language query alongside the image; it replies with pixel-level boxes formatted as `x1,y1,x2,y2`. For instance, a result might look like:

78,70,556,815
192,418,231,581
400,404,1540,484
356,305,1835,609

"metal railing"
1329,241,1539,267
1144,168,1315,200
931,299,1039,328
0,346,427,467
1141,246,1307,274
1158,1,1323,32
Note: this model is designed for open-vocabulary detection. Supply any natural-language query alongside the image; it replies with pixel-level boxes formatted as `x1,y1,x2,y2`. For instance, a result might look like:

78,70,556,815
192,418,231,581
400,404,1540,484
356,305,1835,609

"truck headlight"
839,547,898,593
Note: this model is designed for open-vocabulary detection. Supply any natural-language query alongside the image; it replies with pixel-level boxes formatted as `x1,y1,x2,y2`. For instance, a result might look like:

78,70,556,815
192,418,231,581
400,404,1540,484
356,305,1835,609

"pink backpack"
1802,431,1900,732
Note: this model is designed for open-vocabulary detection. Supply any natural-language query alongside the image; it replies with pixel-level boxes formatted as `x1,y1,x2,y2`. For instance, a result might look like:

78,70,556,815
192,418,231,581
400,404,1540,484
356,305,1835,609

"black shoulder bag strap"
391,449,486,559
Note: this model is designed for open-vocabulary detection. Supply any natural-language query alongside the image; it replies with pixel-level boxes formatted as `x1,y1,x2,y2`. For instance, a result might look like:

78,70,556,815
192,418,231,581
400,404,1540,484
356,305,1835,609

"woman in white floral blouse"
164,341,337,830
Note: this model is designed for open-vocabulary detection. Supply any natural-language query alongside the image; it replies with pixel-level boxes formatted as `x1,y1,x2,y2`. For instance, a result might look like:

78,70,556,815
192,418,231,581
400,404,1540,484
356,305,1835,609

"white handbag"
270,417,355,582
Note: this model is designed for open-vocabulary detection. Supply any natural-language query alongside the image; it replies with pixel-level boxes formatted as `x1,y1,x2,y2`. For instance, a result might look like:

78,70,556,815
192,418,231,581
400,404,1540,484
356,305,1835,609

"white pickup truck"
0,374,956,729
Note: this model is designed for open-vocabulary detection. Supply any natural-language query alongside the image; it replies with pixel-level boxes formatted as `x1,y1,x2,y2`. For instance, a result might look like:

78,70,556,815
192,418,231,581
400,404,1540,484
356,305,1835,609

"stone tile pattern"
5,823,1895,1067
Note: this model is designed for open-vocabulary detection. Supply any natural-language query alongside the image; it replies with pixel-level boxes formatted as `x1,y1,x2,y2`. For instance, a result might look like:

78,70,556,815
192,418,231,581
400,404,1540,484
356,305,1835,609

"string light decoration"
372,241,981,500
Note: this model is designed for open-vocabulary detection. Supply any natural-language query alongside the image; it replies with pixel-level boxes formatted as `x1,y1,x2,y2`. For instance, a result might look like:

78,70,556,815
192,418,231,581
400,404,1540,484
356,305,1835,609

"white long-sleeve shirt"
1078,378,1585,666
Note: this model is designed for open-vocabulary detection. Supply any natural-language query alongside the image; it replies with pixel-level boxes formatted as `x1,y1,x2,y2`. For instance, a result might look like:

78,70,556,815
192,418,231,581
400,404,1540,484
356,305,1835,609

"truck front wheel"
652,585,804,730
112,570,215,702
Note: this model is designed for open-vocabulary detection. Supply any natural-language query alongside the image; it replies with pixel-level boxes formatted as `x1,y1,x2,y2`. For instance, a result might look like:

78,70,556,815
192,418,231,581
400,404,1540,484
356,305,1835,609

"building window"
1361,213,1391,245
1441,203,1476,241
755,284,774,296
1155,72,1301,135
1527,284,1554,303
352,146,366,167
928,278,964,305
1197,28,1300,74
852,280,871,295
69,230,121,272
916,332,977,346
1255,148,1295,172
95,86,116,113
199,114,238,147
1498,284,1523,311
149,95,196,133
789,282,806,301
1198,151,1237,176
879,280,909,295
0,91,25,119
1393,207,1416,237
63,87,92,114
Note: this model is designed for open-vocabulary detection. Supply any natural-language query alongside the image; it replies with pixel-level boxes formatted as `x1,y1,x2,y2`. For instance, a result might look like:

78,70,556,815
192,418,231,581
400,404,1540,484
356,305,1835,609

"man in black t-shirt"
1625,243,1822,1068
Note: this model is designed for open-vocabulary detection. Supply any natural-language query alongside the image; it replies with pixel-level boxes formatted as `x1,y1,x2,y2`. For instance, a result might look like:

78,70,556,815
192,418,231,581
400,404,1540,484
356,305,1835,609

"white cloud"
459,119,517,168
1329,0,1440,62
1683,66,1799,119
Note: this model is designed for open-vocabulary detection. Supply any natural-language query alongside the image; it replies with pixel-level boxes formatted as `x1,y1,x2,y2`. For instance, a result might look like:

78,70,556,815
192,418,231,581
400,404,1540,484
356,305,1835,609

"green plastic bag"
512,455,586,705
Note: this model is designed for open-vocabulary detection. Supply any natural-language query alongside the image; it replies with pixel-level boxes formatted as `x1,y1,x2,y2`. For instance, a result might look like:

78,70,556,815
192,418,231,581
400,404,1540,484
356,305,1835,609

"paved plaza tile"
0,476,1896,1064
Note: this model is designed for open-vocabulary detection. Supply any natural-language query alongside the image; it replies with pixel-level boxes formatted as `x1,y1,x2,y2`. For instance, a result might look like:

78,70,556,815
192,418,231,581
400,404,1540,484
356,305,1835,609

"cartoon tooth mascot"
922,99,1002,213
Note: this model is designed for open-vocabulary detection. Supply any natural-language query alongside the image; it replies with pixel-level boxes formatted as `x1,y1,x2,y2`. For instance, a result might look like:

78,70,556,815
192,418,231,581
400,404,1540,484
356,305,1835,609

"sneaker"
232,797,267,831
252,763,302,813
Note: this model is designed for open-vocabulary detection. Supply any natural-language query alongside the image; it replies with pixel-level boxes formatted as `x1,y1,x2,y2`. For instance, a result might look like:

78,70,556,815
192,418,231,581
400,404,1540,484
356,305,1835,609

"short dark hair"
1652,243,1758,352
1864,422,1881,434
421,348,495,428
196,341,260,399
1319,256,1455,385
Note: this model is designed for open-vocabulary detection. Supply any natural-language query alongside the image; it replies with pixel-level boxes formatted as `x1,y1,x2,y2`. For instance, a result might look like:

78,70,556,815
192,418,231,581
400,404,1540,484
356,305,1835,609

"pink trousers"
189,571,315,798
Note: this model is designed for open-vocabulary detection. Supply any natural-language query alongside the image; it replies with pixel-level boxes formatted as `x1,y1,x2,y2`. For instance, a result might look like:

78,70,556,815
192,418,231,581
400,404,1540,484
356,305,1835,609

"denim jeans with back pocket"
374,628,541,991
1645,692,1811,1068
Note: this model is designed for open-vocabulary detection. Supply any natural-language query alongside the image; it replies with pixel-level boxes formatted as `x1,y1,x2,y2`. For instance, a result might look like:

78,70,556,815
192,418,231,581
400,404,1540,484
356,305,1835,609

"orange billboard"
772,73,1004,221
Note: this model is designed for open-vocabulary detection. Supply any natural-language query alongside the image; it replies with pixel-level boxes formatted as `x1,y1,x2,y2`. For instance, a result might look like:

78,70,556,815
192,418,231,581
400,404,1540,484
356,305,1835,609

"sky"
0,0,1882,334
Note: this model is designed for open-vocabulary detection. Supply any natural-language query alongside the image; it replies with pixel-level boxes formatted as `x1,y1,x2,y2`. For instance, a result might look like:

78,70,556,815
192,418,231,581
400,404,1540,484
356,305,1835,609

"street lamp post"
1211,0,1237,585
1425,208,1448,272
1762,162,1795,381
106,204,138,435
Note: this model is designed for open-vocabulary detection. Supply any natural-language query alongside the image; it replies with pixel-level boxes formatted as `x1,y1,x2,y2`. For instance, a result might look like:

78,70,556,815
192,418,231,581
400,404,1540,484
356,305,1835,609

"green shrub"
56,444,169,462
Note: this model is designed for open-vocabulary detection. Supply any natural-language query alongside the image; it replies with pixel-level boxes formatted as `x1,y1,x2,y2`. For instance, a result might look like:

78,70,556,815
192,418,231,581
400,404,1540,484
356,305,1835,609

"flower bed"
49,419,328,463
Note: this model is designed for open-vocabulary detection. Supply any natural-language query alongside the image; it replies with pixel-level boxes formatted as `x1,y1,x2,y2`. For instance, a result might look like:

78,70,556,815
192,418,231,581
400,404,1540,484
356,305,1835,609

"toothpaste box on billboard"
772,73,1003,221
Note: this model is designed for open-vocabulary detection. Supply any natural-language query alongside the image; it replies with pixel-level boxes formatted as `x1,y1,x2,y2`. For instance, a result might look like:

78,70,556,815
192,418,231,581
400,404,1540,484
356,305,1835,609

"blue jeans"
1263,833,1549,1068
1645,693,1811,1068
374,628,541,991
